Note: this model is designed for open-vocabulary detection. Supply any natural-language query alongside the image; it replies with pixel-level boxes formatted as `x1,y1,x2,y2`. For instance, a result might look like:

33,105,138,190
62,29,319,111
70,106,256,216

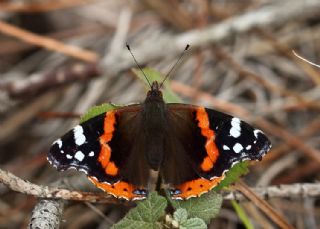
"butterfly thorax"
142,81,167,171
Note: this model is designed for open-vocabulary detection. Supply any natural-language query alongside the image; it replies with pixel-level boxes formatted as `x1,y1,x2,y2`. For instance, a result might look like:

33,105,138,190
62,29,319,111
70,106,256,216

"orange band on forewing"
98,112,117,174
105,161,119,176
172,175,225,199
200,156,214,171
88,177,144,200
196,107,219,171
98,143,111,168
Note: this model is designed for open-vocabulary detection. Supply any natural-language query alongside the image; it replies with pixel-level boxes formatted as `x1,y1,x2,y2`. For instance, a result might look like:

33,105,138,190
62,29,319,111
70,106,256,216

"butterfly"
48,45,271,200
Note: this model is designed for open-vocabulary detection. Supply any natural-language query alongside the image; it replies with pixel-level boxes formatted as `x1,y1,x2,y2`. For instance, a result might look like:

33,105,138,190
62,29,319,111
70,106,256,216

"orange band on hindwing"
195,107,220,172
98,111,119,176
88,177,146,200
171,175,225,199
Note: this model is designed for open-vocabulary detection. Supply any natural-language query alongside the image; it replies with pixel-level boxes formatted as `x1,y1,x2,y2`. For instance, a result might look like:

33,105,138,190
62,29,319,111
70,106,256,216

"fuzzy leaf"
80,103,122,123
180,218,207,229
112,192,167,229
132,67,182,103
231,200,254,229
214,161,250,191
173,208,188,225
170,191,222,224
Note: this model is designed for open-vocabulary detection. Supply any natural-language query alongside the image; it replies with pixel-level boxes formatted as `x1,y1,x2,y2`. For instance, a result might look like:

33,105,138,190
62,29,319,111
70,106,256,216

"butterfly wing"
162,104,271,199
48,104,150,200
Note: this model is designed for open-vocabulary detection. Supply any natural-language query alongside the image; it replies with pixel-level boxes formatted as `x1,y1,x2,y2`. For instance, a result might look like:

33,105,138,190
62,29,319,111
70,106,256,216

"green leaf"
170,191,222,224
132,67,182,103
172,208,206,229
180,218,207,229
173,208,188,225
231,200,254,229
214,161,250,191
79,103,122,123
112,192,167,229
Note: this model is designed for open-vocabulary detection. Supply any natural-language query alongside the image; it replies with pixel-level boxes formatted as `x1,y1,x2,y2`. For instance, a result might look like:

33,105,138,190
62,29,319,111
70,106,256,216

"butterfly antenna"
126,43,152,88
159,44,190,88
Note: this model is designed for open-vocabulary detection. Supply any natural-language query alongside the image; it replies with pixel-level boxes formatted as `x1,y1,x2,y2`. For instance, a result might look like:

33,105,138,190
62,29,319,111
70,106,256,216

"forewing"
48,104,150,200
163,104,271,199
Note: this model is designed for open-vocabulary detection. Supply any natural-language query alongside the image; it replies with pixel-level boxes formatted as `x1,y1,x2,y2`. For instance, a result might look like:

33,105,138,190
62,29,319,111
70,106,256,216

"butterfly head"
146,81,163,101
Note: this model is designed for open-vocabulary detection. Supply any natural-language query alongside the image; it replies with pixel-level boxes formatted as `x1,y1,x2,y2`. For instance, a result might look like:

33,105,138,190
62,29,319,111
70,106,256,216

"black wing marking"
204,107,271,178
48,112,110,181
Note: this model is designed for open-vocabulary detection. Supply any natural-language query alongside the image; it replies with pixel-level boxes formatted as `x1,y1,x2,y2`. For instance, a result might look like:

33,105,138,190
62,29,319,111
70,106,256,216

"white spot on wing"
233,143,243,153
246,145,252,150
88,151,94,157
230,118,241,138
73,125,86,146
254,129,263,138
66,154,73,159
53,139,62,148
60,150,64,154
223,145,230,150
74,151,85,161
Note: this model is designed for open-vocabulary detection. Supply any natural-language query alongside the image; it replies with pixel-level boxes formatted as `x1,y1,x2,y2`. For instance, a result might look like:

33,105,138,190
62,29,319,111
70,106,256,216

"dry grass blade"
293,50,320,69
234,181,295,229
0,20,98,62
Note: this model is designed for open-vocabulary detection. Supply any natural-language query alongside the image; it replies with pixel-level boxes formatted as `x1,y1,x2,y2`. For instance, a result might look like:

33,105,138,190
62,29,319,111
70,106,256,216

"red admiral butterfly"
48,46,271,201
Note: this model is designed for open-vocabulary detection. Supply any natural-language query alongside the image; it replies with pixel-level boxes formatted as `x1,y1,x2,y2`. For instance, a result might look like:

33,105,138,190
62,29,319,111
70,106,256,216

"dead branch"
1,168,319,203
29,199,64,229
226,182,320,201
1,62,100,98
0,168,122,204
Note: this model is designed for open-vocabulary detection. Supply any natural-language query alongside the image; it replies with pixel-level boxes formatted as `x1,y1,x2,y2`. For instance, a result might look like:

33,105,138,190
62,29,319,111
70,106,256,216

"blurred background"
0,0,320,228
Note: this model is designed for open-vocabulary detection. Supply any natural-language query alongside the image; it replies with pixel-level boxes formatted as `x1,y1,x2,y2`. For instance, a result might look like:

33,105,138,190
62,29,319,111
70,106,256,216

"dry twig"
0,0,92,13
0,168,122,204
0,20,98,62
